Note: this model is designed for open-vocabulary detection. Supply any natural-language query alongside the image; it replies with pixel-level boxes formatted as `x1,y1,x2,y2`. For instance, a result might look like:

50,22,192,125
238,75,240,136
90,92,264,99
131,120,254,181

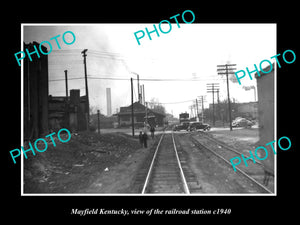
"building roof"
255,63,275,79
48,95,87,102
25,41,48,53
117,101,165,117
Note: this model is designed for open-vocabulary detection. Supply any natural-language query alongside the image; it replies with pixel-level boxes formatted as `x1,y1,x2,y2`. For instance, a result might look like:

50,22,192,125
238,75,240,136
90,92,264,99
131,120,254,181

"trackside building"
255,63,275,176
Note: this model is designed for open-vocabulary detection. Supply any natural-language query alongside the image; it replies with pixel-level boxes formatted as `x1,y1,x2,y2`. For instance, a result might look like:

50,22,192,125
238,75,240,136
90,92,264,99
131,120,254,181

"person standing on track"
150,126,155,139
143,132,148,148
139,131,144,148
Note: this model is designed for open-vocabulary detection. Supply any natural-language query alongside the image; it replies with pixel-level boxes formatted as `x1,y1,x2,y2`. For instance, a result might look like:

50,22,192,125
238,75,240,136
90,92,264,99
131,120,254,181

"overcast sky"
23,23,276,117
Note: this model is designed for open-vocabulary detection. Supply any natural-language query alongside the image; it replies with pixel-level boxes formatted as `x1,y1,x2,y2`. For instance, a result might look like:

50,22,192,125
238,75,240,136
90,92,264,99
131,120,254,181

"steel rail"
197,131,263,166
171,132,190,194
190,136,273,194
141,133,165,194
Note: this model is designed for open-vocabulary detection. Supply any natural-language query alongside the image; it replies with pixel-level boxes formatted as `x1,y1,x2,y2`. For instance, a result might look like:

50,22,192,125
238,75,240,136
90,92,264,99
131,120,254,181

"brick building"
48,89,87,132
116,102,165,127
23,42,49,140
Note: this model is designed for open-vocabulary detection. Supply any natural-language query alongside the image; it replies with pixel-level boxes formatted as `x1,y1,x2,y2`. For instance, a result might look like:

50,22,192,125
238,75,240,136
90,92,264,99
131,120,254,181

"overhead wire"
159,99,195,105
49,75,225,82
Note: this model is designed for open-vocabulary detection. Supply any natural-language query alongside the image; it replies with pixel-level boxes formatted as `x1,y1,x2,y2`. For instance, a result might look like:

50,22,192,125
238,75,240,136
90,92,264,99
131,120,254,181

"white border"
274,38,277,195
21,24,24,195
21,23,277,196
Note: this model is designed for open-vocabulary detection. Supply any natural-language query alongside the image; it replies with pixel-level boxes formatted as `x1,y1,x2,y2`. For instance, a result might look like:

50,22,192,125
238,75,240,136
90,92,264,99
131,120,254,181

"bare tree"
148,98,166,114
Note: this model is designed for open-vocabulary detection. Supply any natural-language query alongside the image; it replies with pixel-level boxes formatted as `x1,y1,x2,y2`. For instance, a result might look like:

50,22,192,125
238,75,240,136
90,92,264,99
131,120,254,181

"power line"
52,49,83,52
49,75,226,82
49,77,84,82
137,77,225,82
89,76,129,81
159,99,195,105
87,76,225,81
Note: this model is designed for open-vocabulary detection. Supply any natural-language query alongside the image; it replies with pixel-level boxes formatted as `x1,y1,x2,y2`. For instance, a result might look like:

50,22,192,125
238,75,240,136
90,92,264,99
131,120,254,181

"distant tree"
206,98,239,122
148,98,166,115
89,105,98,115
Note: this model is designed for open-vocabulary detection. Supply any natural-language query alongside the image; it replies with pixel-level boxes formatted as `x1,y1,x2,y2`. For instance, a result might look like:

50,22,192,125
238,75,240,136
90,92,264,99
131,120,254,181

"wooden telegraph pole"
64,70,69,129
195,99,199,122
198,95,206,123
131,78,135,136
97,110,100,134
81,49,90,130
217,64,236,131
206,83,219,126
64,70,68,99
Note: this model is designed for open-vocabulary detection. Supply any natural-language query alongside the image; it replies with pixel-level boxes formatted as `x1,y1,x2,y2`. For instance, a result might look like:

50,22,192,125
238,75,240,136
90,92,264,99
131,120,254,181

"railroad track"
196,131,264,166
136,129,272,194
141,132,190,194
189,134,273,194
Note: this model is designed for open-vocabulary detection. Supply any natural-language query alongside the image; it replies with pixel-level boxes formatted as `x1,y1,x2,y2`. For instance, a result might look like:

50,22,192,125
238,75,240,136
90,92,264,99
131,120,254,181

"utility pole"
131,78,135,136
198,95,206,123
131,72,141,103
142,84,145,105
97,109,100,134
216,89,220,122
195,99,199,122
201,96,204,123
64,70,68,100
193,104,197,120
207,83,219,126
64,70,69,129
137,74,141,103
189,105,194,118
217,64,236,131
81,49,89,130
145,101,148,128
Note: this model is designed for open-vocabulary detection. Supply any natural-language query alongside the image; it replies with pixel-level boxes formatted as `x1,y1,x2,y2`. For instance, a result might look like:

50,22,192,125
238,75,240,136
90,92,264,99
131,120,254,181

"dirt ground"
174,132,271,194
24,127,273,194
80,137,158,194
23,131,153,193
193,127,274,192
209,127,260,152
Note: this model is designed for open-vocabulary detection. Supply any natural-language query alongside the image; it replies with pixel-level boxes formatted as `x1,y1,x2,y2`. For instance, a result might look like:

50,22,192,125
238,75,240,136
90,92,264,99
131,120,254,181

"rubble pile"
24,131,140,193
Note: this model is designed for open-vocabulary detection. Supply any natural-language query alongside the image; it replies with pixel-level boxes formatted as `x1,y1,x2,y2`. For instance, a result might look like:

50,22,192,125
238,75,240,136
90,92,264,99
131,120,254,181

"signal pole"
81,49,90,130
217,64,236,131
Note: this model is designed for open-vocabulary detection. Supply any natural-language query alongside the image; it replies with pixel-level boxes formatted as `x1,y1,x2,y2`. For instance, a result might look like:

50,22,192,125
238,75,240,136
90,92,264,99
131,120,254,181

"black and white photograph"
21,23,276,195
4,4,298,221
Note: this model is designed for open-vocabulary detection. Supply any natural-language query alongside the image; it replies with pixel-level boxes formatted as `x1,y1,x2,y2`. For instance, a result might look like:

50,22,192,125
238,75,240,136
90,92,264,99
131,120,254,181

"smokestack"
106,88,112,116
142,84,145,105
140,84,143,105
